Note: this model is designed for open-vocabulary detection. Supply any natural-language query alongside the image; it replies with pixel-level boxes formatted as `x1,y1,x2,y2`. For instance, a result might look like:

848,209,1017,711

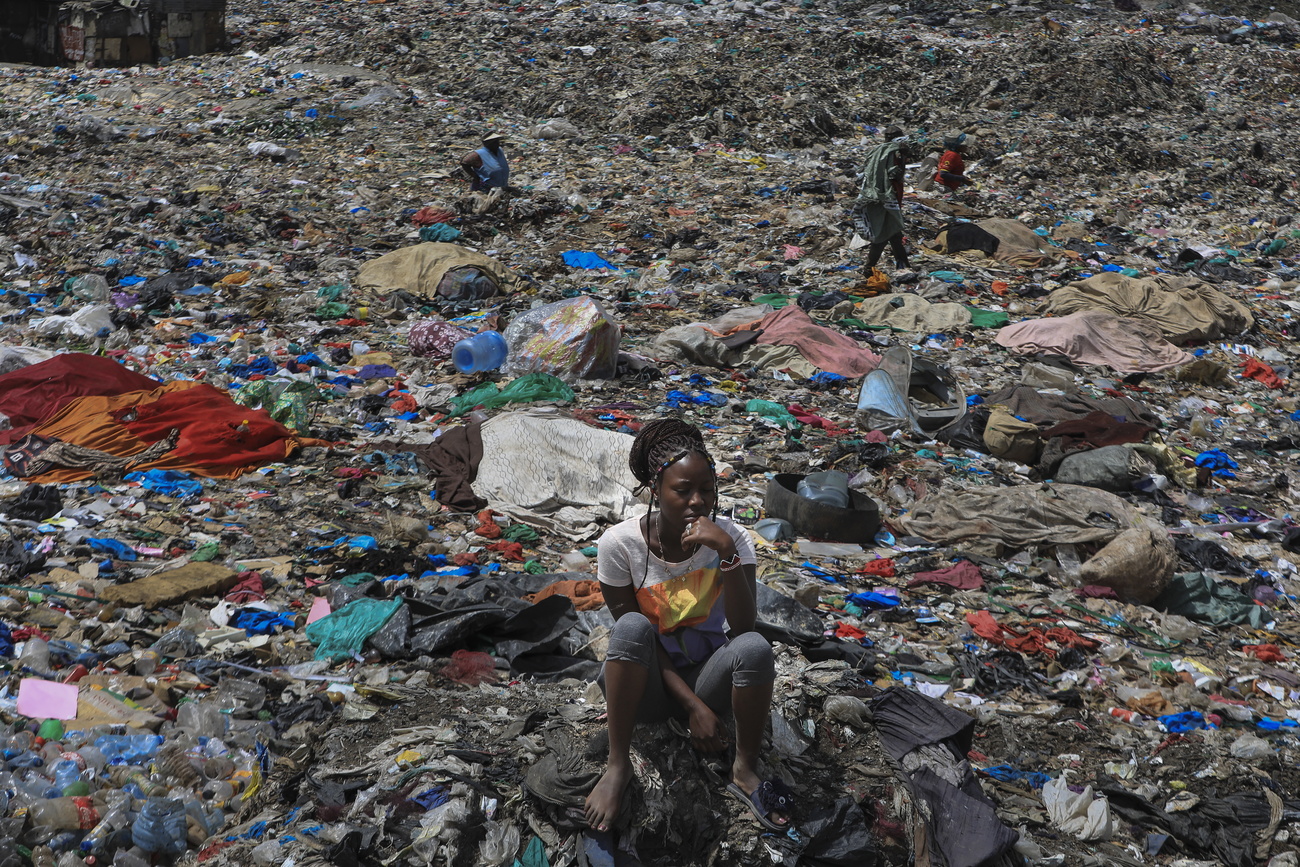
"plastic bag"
502,296,620,382
305,598,403,661
1042,776,1113,841
448,373,574,417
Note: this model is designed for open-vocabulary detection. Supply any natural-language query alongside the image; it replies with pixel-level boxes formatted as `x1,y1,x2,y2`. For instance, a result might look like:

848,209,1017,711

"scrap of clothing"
965,610,1098,658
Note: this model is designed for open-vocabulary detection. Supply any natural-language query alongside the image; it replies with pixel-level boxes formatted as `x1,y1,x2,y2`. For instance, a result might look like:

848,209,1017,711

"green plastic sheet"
305,598,403,661
512,836,548,867
965,306,1010,329
449,373,575,416
745,399,799,428
752,293,793,309
1152,572,1265,628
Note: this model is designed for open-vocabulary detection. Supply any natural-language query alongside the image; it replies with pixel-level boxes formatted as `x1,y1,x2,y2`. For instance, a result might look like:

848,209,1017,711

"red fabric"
18,380,323,482
908,560,983,590
0,354,157,445
1243,644,1287,662
858,559,896,578
966,610,1098,658
835,622,866,641
754,306,881,377
474,509,502,539
937,150,965,176
1076,584,1119,599
1242,357,1285,388
788,404,850,435
225,571,266,604
486,540,525,561
440,649,498,686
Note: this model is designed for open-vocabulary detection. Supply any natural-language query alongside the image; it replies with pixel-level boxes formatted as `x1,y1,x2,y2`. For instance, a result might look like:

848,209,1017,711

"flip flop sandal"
726,779,795,833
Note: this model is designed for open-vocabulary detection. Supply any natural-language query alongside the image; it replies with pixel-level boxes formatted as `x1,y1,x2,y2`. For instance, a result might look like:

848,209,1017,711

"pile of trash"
1,0,1299,865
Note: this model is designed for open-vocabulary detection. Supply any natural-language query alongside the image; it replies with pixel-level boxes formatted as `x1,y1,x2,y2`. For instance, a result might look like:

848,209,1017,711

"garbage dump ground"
2,0,1300,865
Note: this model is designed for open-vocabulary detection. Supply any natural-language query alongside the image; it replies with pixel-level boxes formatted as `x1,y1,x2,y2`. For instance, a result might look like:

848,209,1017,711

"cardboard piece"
17,678,79,720
99,562,238,607
307,596,331,624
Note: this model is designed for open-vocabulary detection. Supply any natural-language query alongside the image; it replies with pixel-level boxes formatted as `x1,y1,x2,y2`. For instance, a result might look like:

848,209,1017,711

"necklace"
653,513,699,564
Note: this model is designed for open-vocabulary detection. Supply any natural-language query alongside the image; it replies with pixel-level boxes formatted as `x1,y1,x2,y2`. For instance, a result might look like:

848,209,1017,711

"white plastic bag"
1042,775,1113,841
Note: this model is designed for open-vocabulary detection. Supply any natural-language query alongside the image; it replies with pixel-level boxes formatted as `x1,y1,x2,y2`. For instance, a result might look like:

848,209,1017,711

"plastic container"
451,331,508,374
559,551,591,573
795,471,851,510
131,798,187,857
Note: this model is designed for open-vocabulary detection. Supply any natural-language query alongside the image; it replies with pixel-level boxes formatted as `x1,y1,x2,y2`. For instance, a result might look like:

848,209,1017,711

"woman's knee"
730,631,775,684
606,612,657,666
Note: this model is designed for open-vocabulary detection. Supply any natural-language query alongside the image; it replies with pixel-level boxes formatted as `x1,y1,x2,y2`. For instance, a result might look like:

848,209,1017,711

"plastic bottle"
94,735,163,765
50,760,83,793
28,796,100,832
131,798,187,857
1108,707,1144,725
81,798,130,854
795,470,851,509
175,702,226,739
451,331,508,373
30,845,55,867
111,847,149,867
19,638,53,674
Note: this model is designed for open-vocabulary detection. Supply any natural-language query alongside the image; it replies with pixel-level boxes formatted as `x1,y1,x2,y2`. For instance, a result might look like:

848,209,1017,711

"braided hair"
629,418,718,589
629,418,714,494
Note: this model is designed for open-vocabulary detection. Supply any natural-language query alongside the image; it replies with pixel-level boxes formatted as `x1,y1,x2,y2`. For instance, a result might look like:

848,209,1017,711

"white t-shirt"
597,515,757,667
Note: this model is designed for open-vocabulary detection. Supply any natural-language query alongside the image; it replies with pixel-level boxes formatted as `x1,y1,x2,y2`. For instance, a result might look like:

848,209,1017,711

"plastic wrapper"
501,296,620,382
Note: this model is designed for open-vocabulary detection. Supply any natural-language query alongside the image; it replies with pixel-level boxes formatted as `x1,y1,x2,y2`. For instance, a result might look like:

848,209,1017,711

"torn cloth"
869,688,1019,867
966,610,1099,657
751,305,881,377
1043,273,1254,344
907,560,983,590
984,385,1160,430
472,410,644,540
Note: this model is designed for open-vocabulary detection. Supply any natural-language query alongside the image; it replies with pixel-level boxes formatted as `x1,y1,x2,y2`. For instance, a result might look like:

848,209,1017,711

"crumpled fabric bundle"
1043,272,1254,343
995,311,1193,373
408,319,468,359
900,483,1141,555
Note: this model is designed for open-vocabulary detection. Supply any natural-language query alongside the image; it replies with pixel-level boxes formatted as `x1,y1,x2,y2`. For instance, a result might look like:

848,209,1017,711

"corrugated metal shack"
1,0,226,67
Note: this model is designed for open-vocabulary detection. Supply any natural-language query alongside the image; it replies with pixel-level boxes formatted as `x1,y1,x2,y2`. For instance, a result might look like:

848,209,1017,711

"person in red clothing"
935,132,972,192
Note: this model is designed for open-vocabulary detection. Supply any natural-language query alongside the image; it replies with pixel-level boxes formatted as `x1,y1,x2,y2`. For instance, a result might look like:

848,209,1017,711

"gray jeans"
600,612,775,724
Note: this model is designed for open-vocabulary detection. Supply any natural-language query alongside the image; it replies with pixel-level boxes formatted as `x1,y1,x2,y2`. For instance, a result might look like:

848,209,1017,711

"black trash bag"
0,539,47,580
756,583,824,642
4,484,63,521
1174,538,1250,574
366,603,412,658
492,594,577,663
797,290,851,311
870,688,1019,867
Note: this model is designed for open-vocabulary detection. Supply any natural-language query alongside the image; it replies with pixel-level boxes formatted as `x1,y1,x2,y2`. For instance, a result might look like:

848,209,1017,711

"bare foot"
584,760,633,832
732,760,789,827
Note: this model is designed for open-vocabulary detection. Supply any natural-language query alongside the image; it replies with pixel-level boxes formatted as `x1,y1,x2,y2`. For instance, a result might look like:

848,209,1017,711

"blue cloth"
473,146,510,190
1194,449,1238,478
229,356,278,378
87,538,137,561
0,621,13,658
233,610,296,635
981,764,1050,789
357,364,398,379
846,592,901,609
561,250,616,270
419,223,461,242
124,469,203,498
1158,711,1209,733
